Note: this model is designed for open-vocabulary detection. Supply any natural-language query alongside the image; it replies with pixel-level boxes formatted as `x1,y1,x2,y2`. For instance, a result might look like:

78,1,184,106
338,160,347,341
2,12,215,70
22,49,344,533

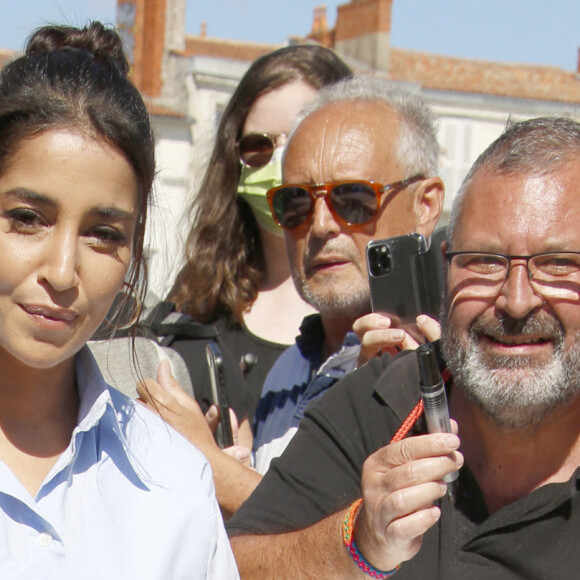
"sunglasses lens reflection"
331,183,378,224
239,134,275,168
272,187,312,228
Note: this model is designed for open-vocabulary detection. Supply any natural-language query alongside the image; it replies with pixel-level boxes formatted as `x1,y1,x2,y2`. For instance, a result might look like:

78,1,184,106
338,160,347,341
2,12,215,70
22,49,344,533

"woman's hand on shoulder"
137,360,251,464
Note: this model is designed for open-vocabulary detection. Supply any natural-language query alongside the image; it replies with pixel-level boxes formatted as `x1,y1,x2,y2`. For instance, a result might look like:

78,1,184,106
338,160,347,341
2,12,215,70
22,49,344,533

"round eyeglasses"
445,251,580,299
236,133,287,168
266,174,426,230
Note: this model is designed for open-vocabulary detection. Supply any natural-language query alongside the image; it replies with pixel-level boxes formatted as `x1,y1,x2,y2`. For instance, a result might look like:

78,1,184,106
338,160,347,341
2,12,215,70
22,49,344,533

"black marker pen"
416,343,459,487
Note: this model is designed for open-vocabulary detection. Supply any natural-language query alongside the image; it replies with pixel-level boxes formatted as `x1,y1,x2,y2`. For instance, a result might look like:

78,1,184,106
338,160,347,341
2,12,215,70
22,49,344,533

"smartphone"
205,342,234,448
366,227,446,329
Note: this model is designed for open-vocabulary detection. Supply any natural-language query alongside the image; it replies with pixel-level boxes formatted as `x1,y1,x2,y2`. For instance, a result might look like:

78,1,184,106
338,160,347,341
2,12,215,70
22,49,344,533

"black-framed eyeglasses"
266,174,426,230
236,133,287,168
445,251,580,298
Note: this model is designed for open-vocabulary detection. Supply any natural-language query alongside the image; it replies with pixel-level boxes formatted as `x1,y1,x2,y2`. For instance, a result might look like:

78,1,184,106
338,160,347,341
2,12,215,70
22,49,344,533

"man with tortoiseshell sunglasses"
249,77,444,474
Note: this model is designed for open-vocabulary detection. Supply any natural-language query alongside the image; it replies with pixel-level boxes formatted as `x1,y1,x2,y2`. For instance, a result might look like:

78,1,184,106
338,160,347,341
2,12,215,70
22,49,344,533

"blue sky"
1,0,579,71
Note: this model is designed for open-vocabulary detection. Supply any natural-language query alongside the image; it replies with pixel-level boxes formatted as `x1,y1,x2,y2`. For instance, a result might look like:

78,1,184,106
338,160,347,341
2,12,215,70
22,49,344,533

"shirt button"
38,532,53,547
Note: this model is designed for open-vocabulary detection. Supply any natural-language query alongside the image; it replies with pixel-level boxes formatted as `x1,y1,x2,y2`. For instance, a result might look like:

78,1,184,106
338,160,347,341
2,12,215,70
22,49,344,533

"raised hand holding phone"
356,229,445,365
366,228,446,328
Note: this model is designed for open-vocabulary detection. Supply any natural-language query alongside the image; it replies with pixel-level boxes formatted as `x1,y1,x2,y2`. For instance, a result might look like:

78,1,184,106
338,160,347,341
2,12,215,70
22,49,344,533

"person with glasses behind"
229,116,580,579
168,45,352,413
250,77,445,474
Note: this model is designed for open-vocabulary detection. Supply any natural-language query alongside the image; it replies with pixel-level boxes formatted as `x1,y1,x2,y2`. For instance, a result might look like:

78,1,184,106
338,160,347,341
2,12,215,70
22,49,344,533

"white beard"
294,269,371,319
442,309,580,431
291,237,371,319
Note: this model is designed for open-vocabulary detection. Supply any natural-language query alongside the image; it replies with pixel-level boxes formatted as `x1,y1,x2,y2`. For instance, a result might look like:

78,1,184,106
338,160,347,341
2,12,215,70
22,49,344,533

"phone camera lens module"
369,244,391,276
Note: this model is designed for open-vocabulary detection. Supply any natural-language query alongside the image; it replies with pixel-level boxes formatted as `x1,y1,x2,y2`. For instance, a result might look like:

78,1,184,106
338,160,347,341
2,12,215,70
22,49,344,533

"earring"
103,282,143,331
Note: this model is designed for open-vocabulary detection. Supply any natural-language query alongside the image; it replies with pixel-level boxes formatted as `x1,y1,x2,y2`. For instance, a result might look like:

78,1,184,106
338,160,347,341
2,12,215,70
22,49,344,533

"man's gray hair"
448,116,580,243
290,76,440,177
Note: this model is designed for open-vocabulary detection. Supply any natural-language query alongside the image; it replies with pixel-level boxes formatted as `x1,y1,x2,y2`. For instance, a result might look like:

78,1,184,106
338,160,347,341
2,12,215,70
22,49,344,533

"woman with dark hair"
170,45,352,408
0,22,237,577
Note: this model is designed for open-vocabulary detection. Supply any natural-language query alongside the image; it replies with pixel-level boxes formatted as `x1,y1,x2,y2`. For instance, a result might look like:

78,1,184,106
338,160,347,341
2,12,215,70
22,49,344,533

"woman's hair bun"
25,21,129,76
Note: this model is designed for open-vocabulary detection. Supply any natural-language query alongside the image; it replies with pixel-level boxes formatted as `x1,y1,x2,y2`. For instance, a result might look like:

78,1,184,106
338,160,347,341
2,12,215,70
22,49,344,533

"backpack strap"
142,301,219,346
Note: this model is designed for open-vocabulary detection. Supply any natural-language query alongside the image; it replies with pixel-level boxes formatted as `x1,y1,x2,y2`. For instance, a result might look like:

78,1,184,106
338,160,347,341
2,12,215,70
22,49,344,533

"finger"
136,380,152,403
229,408,240,446
138,377,179,417
363,435,462,502
358,329,407,365
154,360,193,406
157,358,176,388
135,361,180,403
396,332,420,352
205,405,219,434
378,481,448,525
383,505,441,560
370,433,460,471
353,313,393,340
354,501,440,572
371,453,463,496
370,329,416,353
134,363,172,406
136,377,164,405
416,315,441,342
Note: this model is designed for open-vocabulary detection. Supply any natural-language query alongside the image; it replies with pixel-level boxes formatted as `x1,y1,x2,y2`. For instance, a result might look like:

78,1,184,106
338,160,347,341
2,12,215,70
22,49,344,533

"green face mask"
237,147,284,237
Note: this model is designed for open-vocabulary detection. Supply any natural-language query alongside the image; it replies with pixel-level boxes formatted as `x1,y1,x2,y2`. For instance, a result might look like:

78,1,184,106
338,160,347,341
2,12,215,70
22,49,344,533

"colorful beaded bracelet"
342,498,401,579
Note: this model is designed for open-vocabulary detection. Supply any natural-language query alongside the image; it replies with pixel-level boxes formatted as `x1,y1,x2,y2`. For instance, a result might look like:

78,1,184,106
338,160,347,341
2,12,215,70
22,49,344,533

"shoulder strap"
142,301,219,346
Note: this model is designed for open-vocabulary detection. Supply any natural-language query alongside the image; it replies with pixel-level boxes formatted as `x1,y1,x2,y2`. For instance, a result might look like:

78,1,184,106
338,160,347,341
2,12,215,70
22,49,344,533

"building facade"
4,0,580,298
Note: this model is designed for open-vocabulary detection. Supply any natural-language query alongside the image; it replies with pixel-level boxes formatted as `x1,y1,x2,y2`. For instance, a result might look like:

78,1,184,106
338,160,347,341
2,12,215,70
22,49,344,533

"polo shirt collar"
296,314,326,368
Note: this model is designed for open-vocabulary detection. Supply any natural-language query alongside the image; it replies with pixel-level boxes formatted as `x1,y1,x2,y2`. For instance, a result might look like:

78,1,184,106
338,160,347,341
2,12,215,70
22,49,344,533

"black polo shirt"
228,350,580,579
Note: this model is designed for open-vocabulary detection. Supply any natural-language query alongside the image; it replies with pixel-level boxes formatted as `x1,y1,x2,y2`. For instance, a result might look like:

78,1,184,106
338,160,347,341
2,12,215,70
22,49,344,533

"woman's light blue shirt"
0,348,239,579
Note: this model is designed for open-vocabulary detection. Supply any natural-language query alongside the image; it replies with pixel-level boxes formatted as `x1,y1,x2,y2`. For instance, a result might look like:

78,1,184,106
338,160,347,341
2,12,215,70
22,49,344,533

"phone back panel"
366,228,446,325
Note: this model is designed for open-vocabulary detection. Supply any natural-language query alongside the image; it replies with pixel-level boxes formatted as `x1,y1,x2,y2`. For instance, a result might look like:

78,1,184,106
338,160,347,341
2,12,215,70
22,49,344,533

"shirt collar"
293,318,361,421
68,347,147,487
75,347,115,432
296,313,361,367
296,314,326,367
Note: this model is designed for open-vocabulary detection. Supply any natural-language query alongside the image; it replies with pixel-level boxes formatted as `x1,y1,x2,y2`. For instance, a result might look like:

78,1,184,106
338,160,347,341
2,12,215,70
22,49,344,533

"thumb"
416,315,441,343
156,359,176,389
205,405,220,434
229,408,239,446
